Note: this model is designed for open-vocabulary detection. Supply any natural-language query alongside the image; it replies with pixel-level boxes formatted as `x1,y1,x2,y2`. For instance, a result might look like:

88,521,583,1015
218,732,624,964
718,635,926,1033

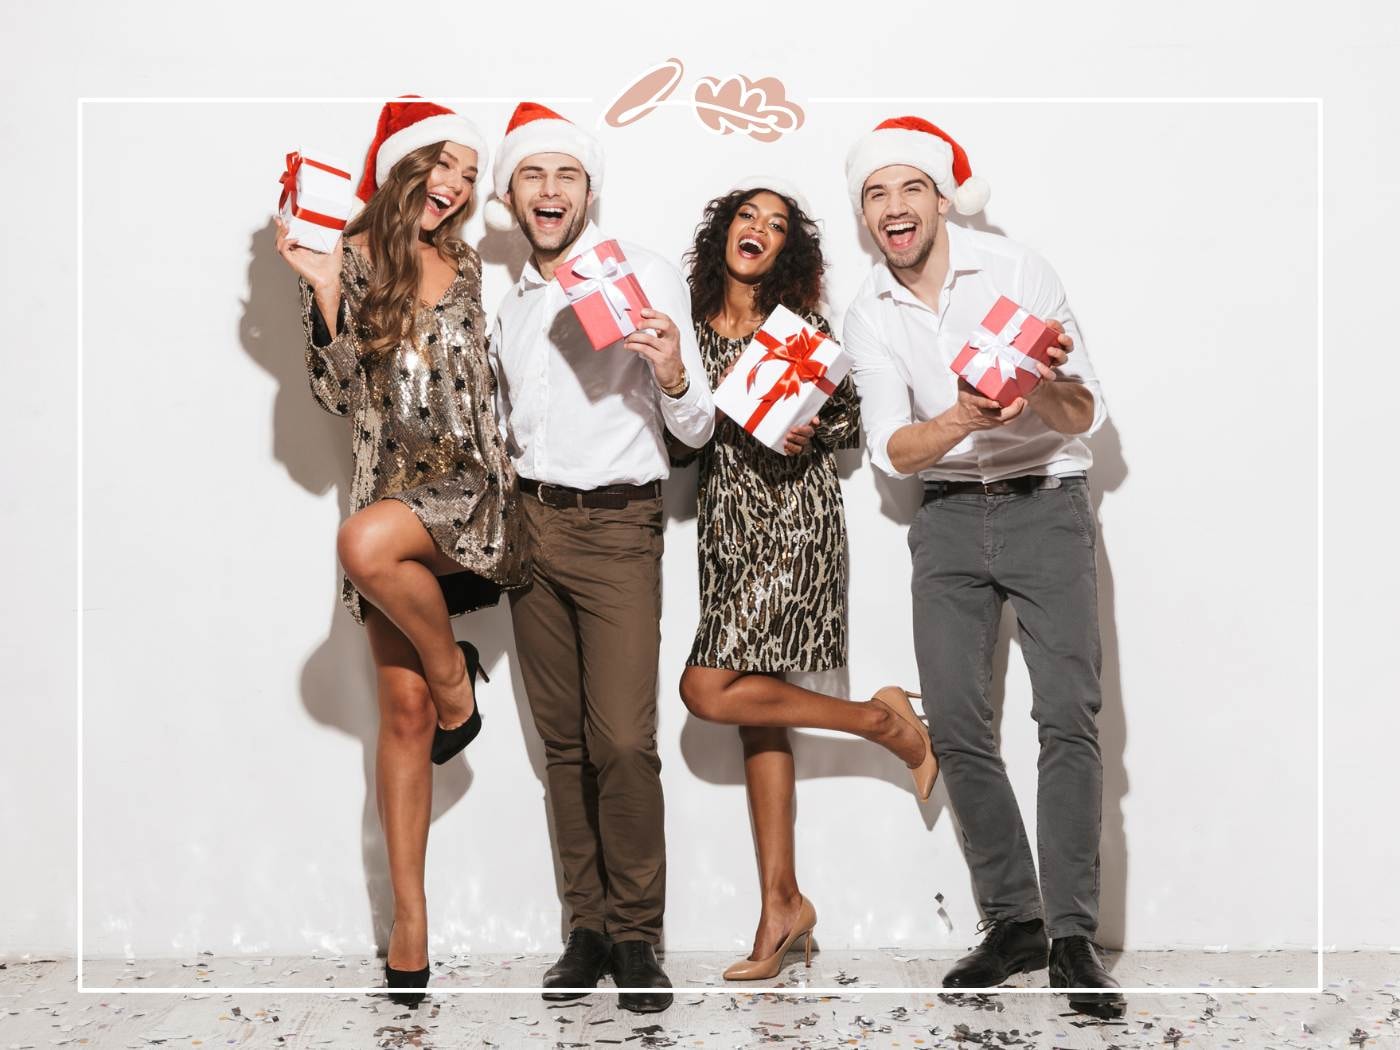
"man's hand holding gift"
1021,318,1094,434
951,380,1028,432
625,307,686,393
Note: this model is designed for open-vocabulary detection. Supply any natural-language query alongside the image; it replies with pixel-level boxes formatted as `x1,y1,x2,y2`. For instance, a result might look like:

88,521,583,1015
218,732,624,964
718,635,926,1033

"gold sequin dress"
686,311,861,672
300,241,530,625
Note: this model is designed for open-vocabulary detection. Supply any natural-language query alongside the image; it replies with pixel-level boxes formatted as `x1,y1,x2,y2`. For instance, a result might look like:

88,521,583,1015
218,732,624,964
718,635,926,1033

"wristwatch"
660,366,690,399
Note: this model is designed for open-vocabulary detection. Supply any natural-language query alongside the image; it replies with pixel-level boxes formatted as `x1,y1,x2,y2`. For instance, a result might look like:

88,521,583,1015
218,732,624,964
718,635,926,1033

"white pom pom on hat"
356,96,489,204
483,197,517,232
727,175,816,222
844,115,990,215
483,101,604,232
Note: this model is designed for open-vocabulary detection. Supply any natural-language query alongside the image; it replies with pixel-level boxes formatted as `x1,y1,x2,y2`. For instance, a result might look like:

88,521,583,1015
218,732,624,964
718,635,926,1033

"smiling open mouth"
738,236,764,259
884,221,917,250
426,192,452,215
534,206,566,227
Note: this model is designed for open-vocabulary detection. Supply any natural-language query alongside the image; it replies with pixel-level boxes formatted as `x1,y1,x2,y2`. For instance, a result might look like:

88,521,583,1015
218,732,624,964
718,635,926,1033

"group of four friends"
273,96,1116,1018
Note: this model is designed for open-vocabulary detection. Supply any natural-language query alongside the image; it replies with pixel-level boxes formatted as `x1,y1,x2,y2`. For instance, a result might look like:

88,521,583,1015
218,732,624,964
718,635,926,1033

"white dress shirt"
843,220,1106,483
488,221,715,489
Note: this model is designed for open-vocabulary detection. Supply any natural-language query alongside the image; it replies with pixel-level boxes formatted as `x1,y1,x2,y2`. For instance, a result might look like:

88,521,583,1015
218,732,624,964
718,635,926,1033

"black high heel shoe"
383,924,430,1008
430,640,488,766
384,959,430,1008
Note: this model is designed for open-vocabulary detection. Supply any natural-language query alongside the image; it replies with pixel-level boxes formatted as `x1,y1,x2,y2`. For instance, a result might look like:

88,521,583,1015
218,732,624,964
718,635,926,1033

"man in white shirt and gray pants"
484,102,714,1013
842,116,1123,1018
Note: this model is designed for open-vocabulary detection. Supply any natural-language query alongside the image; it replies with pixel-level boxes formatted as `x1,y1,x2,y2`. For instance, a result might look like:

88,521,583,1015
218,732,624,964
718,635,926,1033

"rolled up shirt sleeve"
646,259,715,448
1020,253,1108,438
842,300,916,479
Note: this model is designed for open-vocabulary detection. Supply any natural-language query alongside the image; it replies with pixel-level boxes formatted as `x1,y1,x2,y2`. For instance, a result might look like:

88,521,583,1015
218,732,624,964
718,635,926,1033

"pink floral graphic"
691,74,804,143
603,57,685,128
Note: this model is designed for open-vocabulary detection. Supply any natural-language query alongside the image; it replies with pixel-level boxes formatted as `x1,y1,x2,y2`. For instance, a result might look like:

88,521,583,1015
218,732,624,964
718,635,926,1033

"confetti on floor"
1,951,1395,1049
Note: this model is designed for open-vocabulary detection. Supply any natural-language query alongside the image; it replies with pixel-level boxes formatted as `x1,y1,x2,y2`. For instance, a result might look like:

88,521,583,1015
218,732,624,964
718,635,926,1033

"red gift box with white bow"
949,295,1059,407
556,239,652,350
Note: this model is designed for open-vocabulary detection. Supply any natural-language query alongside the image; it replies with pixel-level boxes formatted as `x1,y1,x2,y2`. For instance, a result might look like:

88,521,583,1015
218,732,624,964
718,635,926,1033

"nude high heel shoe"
872,686,938,802
722,896,818,981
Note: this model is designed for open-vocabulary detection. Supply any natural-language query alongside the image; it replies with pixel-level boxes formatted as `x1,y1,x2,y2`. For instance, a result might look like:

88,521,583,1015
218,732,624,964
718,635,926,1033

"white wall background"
2,0,1395,969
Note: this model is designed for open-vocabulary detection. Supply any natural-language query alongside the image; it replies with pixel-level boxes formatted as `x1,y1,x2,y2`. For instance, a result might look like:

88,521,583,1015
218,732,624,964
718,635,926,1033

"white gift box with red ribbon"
278,149,355,254
713,304,851,454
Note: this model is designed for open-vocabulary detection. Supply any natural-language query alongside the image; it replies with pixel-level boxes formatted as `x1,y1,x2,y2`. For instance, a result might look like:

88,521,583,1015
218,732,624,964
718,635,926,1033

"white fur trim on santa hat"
375,113,490,189
493,120,603,204
728,175,815,222
485,117,604,232
845,127,989,215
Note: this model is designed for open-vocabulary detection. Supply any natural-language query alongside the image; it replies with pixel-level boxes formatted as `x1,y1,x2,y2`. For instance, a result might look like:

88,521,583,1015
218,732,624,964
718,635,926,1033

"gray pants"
909,475,1103,940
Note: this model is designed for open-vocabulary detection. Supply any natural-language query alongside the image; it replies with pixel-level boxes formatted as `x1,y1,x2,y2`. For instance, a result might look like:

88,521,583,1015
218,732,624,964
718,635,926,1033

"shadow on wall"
1086,418,1129,950
236,218,566,954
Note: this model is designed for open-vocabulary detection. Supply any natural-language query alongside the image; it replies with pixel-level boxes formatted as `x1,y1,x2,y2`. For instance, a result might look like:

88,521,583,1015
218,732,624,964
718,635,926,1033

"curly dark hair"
685,188,825,324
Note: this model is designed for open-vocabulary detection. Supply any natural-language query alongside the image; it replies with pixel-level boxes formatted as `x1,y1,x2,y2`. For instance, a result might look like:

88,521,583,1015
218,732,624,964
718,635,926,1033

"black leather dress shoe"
610,940,673,1014
942,917,1050,987
1049,936,1125,1019
541,927,612,1001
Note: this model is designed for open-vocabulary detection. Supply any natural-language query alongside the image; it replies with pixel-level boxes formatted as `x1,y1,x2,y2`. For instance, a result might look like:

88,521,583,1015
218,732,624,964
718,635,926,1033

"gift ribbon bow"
742,326,837,435
278,152,352,231
563,252,640,337
962,308,1040,388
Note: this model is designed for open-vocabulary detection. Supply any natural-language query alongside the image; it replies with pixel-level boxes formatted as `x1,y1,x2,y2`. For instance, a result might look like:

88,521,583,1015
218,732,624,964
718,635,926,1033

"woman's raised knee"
337,513,390,584
679,666,725,722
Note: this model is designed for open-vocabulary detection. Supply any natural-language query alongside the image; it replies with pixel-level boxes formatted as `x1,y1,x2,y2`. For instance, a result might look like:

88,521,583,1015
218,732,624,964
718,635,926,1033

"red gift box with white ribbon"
556,239,652,350
949,295,1058,407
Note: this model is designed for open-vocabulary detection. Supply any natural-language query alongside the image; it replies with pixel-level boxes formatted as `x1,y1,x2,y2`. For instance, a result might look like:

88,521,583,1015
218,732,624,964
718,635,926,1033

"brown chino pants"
509,493,667,944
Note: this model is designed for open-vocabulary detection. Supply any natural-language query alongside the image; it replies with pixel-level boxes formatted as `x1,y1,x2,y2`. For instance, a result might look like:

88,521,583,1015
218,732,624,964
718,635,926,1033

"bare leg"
365,606,435,970
737,724,805,960
338,499,475,730
679,667,926,767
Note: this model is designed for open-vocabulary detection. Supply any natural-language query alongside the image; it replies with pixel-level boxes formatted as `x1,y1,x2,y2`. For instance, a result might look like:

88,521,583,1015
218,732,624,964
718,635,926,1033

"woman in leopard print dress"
678,180,937,981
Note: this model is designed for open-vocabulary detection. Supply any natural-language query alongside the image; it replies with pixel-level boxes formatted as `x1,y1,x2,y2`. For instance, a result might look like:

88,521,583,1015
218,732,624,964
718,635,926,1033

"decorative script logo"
602,58,804,143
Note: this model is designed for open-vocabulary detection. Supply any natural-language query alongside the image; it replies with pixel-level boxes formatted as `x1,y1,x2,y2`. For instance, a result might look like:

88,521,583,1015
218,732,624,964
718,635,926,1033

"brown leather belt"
520,477,662,510
923,473,1082,501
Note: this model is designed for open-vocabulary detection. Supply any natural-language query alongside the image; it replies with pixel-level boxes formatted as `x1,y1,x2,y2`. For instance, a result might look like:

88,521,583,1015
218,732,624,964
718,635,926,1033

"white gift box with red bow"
713,304,851,454
278,149,355,254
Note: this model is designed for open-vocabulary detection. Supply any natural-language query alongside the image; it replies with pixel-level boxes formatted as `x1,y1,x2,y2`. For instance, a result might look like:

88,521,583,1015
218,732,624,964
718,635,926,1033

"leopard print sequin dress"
686,311,861,672
300,241,530,625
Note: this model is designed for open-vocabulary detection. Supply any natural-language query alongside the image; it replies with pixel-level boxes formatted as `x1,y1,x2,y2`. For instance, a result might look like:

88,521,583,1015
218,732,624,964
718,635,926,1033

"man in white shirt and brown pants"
484,102,714,1014
842,116,1123,1018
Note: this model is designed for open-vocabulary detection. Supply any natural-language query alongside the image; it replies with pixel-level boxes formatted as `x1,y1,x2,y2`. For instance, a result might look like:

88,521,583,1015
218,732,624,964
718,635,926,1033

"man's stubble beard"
520,203,589,257
884,221,938,271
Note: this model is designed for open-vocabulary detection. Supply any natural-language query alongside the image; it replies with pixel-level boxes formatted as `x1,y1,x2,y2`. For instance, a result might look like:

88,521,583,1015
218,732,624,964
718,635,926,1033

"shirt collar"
944,218,982,278
521,219,604,288
873,219,982,306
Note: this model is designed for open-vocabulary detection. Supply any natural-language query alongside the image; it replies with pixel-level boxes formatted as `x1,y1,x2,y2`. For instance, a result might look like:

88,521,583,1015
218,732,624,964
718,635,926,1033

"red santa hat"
844,116,990,216
727,175,815,222
356,96,489,203
483,101,605,231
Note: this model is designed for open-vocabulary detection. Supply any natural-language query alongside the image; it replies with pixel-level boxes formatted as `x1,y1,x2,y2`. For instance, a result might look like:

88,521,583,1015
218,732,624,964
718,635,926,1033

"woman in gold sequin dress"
676,180,937,981
275,99,528,1004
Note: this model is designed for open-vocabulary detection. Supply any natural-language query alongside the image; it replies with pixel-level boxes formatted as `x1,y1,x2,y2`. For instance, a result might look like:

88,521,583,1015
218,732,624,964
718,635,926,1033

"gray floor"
3,951,1396,1048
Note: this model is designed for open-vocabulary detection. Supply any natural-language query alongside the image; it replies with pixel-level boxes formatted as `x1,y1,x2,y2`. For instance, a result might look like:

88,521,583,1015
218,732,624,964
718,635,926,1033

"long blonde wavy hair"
343,141,473,353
